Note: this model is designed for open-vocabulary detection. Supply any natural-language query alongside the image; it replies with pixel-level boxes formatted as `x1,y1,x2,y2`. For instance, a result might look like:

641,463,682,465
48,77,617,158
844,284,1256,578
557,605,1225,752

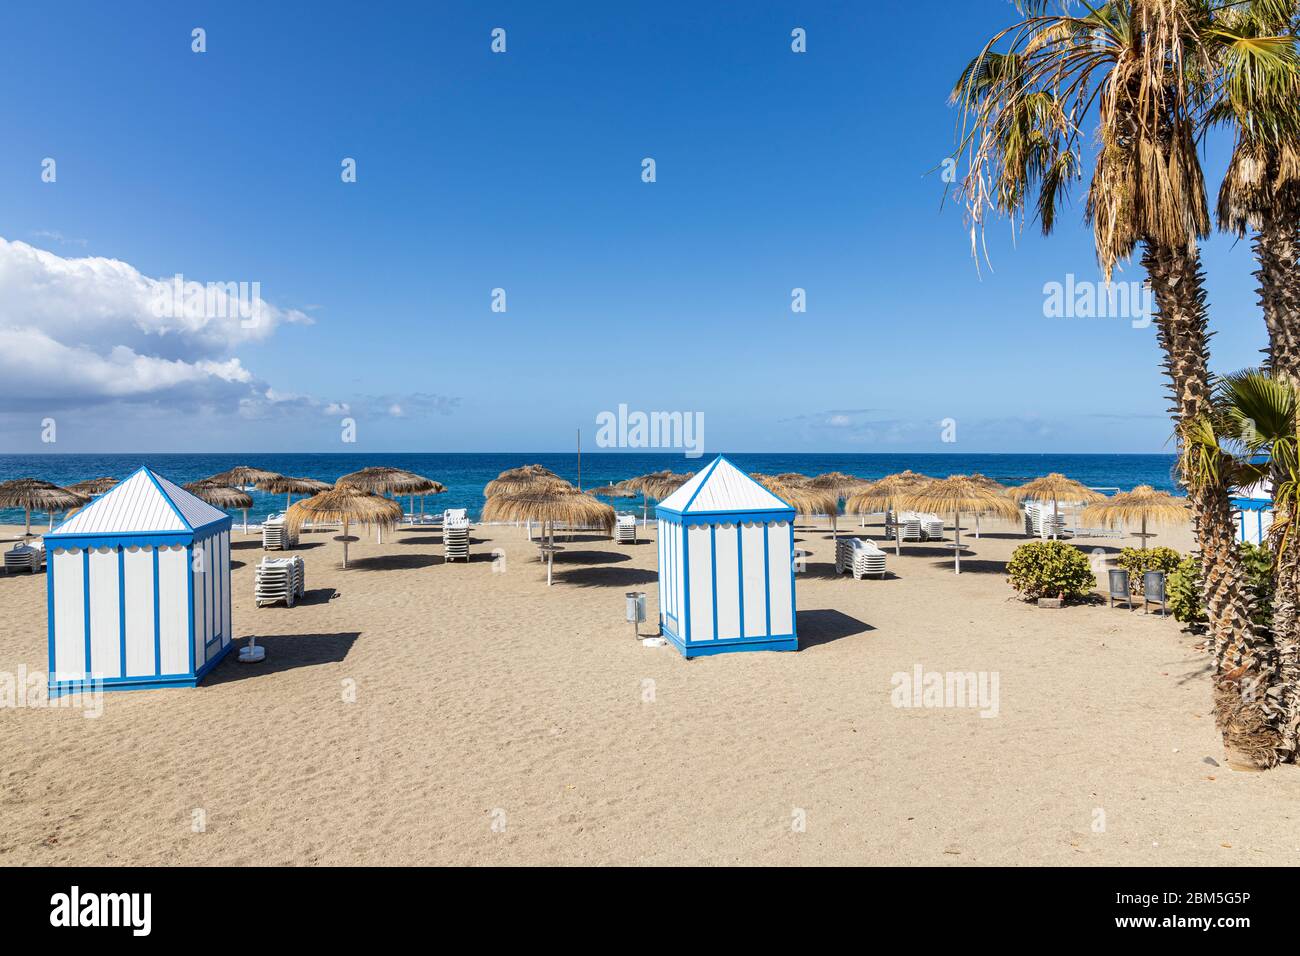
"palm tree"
1200,370,1300,762
1212,0,1300,380
953,0,1299,767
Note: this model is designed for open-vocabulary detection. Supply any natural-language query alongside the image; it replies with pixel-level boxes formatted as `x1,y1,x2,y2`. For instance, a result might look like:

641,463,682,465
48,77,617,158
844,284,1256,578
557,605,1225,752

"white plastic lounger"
919,514,944,541
614,513,637,544
896,513,923,542
444,513,470,562
262,512,299,550
4,541,45,574
835,537,887,579
255,555,305,607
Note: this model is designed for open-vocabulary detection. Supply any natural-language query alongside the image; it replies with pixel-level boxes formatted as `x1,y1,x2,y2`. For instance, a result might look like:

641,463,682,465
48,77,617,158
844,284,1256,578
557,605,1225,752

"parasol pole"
954,510,962,574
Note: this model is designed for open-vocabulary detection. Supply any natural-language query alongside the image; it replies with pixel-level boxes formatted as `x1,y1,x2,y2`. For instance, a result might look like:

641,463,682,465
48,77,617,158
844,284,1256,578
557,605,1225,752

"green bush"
1164,543,1274,628
1115,546,1183,594
1167,556,1204,625
1007,540,1097,602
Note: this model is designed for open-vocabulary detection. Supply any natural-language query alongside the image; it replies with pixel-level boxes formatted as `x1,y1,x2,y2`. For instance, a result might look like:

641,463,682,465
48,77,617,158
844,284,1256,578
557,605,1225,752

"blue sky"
0,1,1272,455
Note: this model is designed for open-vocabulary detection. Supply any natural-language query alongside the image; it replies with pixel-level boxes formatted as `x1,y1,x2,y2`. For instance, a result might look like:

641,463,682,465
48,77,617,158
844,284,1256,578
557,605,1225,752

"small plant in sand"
1168,544,1276,630
1006,540,1095,603
1115,546,1183,595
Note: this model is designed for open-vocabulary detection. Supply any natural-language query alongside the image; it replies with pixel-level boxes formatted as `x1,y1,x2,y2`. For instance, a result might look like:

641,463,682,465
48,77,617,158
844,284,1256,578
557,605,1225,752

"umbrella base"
238,643,266,663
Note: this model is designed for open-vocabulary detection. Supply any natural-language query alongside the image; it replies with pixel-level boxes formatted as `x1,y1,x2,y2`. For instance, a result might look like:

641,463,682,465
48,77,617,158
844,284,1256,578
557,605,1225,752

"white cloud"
0,237,308,409
0,237,458,439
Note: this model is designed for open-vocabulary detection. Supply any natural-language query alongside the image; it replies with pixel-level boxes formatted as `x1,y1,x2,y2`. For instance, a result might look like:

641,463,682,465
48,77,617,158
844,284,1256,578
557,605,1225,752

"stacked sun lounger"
918,514,944,540
444,510,469,562
1024,503,1068,538
835,537,887,579
4,541,45,574
255,555,305,607
892,512,923,542
263,513,297,550
614,513,637,544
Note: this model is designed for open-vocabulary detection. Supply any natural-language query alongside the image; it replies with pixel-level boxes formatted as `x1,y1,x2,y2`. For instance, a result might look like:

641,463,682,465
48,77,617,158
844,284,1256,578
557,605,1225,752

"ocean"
0,452,1181,528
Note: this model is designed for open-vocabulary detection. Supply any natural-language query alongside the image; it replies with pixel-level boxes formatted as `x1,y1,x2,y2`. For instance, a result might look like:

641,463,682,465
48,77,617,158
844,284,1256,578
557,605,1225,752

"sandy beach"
2,514,1296,866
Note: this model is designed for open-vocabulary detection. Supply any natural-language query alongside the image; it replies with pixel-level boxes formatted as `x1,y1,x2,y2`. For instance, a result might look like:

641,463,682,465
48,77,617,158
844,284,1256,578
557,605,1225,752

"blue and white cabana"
1231,480,1274,546
655,456,797,658
45,467,234,695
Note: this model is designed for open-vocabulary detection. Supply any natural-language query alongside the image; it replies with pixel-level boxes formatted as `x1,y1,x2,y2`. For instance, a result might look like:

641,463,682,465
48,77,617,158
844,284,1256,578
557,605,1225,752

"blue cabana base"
661,623,797,659
49,642,235,698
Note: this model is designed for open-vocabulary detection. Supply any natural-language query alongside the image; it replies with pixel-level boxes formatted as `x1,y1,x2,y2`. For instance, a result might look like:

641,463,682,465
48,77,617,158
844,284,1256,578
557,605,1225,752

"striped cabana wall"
655,456,797,658
44,467,234,695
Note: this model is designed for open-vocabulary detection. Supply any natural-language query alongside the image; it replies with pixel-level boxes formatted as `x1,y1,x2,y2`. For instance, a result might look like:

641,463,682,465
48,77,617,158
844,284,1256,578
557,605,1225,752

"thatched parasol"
964,473,1010,538
1011,473,1105,540
481,489,615,586
805,472,872,537
779,486,843,537
897,475,1020,573
260,475,333,512
484,465,569,498
1080,485,1188,549
624,471,694,523
590,483,636,500
337,467,445,542
806,472,871,497
0,479,88,537
844,471,934,554
285,487,402,568
67,477,118,497
207,465,281,490
184,481,254,532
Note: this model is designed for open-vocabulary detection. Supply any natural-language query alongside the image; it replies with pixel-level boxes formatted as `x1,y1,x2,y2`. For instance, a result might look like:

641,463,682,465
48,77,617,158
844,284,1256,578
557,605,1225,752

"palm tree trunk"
1255,218,1300,759
1144,242,1278,769
1256,221,1300,380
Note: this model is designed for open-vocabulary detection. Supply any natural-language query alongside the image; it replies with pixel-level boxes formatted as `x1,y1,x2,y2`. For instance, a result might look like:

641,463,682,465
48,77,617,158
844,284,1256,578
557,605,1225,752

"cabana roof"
48,467,229,538
657,456,794,518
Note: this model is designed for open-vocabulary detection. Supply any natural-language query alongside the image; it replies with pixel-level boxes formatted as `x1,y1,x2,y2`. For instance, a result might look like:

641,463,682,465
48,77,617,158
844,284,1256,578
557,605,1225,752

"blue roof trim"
1231,497,1274,512
681,456,723,512
656,507,795,524
142,467,194,531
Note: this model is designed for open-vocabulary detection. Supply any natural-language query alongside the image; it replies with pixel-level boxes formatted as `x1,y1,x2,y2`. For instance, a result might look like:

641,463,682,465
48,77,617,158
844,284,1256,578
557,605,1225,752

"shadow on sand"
207,631,360,683
796,608,874,649
557,566,659,588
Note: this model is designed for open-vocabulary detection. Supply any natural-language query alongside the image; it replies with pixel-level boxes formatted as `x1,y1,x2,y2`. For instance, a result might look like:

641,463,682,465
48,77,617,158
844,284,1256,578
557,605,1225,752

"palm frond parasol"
1010,473,1105,540
184,481,255,534
963,473,1009,538
0,479,89,537
1080,485,1188,549
623,471,694,523
843,471,934,554
337,467,445,541
285,487,402,568
590,483,636,500
67,477,118,496
897,475,1020,573
805,471,871,497
183,482,254,510
259,475,334,511
481,488,615,586
484,465,569,498
206,465,281,489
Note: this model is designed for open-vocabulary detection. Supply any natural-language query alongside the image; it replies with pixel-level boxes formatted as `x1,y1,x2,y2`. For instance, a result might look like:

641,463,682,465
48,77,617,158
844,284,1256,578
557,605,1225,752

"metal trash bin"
1108,569,1132,609
1143,570,1166,615
626,591,646,638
